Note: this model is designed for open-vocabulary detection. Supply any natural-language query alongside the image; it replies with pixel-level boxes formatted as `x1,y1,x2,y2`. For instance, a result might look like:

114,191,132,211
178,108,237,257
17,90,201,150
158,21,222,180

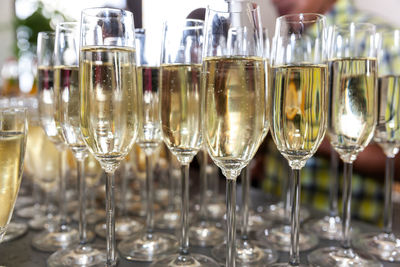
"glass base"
237,211,272,233
262,202,310,223
47,244,107,267
14,196,34,209
188,220,224,247
308,246,382,267
2,222,28,242
257,225,318,252
118,232,178,262
31,226,80,252
150,253,219,267
29,214,60,231
73,209,105,225
212,239,278,266
304,216,359,241
127,202,160,217
353,232,400,262
95,217,142,240
269,263,308,267
16,205,45,219
154,210,180,230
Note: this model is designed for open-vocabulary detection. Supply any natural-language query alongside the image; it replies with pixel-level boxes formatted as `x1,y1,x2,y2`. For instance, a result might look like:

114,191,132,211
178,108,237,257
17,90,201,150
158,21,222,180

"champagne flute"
203,3,267,266
353,29,400,262
47,21,107,267
150,19,218,267
308,22,382,267
269,13,327,266
0,107,27,245
32,31,79,252
80,8,140,266
117,28,177,262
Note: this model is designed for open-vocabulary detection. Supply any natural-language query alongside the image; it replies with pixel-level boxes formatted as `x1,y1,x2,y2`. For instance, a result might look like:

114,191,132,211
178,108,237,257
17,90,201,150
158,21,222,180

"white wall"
354,0,400,27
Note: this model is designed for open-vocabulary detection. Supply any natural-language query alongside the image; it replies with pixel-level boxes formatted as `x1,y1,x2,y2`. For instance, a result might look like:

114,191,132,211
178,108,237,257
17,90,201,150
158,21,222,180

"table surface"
0,187,398,267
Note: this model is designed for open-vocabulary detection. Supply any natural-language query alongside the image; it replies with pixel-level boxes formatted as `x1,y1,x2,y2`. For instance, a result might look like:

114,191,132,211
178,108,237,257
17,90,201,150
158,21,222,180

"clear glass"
353,29,400,262
0,108,27,243
32,31,79,252
79,8,140,267
188,148,224,247
46,22,106,267
269,13,327,266
308,22,382,267
117,28,177,262
150,19,218,267
203,3,267,267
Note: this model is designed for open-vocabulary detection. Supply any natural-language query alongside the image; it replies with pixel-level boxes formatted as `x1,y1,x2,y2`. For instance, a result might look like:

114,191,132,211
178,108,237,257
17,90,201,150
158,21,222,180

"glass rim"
81,7,133,19
163,18,204,30
276,13,325,24
333,22,376,32
56,21,79,31
206,2,260,14
38,31,55,38
0,107,27,114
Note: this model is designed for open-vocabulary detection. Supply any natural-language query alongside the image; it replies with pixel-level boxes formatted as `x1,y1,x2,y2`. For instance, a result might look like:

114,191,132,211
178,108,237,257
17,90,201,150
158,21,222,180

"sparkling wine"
328,58,377,162
37,66,65,147
0,132,25,229
203,57,266,174
55,66,86,155
160,63,202,163
137,66,161,152
375,75,400,156
80,46,139,168
270,64,327,168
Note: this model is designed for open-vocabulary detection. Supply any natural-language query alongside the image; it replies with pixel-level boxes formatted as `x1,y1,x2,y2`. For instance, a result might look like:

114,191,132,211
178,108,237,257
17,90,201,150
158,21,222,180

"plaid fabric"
260,1,397,226
261,138,385,226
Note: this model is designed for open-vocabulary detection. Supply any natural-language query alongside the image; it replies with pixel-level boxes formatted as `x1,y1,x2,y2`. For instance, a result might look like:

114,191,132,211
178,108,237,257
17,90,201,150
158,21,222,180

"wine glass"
353,29,400,262
79,8,140,266
150,19,218,267
269,13,327,266
202,3,268,266
188,147,225,247
46,21,107,267
308,22,382,267
118,28,178,261
0,108,27,244
32,31,79,252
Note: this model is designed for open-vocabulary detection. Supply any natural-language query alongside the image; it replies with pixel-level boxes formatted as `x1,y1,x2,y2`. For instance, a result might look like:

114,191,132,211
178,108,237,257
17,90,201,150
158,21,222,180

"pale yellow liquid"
0,132,25,230
203,56,266,175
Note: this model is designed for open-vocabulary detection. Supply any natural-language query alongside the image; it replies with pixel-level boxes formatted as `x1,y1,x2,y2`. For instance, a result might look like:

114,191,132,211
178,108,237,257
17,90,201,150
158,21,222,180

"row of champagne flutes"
9,2,399,267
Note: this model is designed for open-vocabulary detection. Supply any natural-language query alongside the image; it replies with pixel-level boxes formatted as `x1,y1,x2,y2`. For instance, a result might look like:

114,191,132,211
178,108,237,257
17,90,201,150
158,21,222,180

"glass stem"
145,153,155,237
226,177,237,267
283,160,291,225
241,166,250,240
167,152,174,211
199,149,208,220
329,148,339,217
77,156,88,244
341,162,353,249
58,149,67,230
180,163,190,255
105,171,116,266
384,156,394,234
120,163,129,217
289,168,301,266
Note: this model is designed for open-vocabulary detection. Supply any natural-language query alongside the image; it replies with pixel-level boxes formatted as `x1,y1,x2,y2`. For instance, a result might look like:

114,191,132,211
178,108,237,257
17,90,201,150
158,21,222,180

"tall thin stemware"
79,8,140,266
203,3,266,266
117,28,177,262
269,13,327,266
32,31,79,252
353,29,400,263
47,21,106,267
308,22,382,267
150,19,219,267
